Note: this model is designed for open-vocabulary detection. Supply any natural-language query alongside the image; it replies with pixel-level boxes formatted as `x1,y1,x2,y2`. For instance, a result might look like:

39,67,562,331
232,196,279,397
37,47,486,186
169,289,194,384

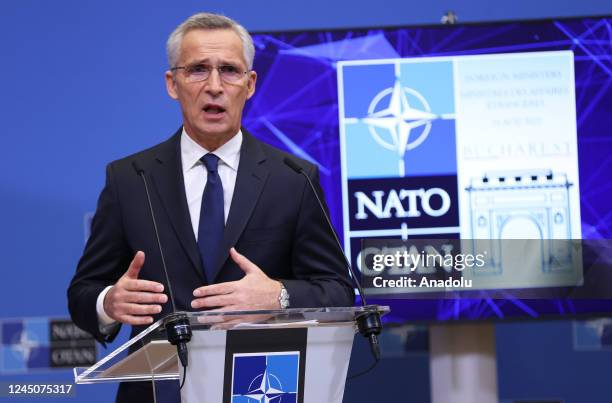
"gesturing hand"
104,251,168,325
191,248,282,311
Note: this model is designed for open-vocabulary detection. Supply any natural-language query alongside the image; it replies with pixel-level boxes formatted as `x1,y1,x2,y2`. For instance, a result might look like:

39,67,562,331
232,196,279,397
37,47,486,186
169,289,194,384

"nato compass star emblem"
231,352,299,403
364,79,436,155
12,330,41,363
242,365,287,402
345,74,454,176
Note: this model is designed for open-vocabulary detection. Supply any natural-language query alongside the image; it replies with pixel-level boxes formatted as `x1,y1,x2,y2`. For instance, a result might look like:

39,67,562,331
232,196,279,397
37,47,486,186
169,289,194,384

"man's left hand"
191,248,282,311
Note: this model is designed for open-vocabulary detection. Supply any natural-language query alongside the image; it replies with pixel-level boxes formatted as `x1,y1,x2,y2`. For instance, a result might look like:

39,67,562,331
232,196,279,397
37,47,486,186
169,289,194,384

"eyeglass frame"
170,63,251,84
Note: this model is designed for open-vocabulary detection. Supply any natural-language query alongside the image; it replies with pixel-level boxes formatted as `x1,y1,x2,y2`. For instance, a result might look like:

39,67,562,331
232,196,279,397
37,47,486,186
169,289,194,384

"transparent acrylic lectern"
74,306,389,402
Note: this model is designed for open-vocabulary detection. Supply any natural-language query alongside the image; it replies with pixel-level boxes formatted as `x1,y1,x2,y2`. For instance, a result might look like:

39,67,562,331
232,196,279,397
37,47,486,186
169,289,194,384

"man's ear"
246,70,257,100
165,70,178,100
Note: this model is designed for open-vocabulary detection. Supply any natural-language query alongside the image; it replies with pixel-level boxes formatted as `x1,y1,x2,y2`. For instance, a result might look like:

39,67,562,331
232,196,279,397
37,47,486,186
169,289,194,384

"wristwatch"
278,282,290,309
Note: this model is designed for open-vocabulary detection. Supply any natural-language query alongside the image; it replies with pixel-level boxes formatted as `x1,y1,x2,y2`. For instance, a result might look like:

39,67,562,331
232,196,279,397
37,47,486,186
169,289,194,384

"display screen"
244,17,612,322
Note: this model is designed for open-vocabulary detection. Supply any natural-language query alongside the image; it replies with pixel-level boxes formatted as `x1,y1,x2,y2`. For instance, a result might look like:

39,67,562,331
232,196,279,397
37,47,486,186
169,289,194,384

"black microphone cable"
283,158,383,379
132,161,192,390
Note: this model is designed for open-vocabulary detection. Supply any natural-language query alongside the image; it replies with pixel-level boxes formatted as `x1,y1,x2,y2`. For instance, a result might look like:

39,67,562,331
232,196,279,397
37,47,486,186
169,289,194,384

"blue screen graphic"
244,17,612,322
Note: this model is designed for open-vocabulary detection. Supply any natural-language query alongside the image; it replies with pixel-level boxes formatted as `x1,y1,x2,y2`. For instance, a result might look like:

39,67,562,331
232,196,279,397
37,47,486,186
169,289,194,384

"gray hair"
166,13,255,69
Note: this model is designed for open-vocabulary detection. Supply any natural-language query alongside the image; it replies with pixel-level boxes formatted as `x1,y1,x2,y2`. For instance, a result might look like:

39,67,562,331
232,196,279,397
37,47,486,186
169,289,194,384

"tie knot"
201,153,220,172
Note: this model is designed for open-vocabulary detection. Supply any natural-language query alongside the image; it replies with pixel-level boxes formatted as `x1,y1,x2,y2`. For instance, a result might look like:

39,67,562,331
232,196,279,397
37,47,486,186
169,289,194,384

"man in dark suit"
67,12,354,402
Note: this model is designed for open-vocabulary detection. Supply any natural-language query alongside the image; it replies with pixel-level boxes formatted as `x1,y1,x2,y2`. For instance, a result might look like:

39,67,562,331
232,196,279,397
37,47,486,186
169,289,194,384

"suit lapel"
144,128,269,284
211,130,269,281
148,130,205,282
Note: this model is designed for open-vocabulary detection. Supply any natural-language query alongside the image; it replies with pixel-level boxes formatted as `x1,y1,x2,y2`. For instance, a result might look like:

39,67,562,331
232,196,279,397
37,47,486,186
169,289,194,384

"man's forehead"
179,28,244,63
180,29,243,51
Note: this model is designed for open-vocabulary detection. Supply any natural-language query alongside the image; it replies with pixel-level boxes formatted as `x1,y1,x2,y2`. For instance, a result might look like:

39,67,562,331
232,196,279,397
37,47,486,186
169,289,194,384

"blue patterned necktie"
197,153,224,282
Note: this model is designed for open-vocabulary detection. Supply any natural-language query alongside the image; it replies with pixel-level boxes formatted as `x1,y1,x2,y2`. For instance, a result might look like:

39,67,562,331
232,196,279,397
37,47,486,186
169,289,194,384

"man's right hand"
103,251,168,325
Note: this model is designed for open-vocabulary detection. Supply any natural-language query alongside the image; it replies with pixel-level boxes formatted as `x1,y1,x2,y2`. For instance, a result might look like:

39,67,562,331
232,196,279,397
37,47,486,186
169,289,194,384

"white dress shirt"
181,128,241,232
96,129,242,328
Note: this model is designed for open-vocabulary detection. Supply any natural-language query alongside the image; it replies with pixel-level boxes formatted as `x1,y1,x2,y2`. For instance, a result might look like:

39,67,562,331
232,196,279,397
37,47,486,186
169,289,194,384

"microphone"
132,161,192,370
283,158,383,361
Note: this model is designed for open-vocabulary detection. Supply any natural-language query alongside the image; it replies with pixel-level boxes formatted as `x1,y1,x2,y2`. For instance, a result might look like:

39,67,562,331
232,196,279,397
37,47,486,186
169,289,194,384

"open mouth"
203,104,226,115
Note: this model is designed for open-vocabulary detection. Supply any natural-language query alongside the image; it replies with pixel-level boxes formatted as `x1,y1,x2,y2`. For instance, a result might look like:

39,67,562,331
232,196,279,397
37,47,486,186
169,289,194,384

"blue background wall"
1,1,611,402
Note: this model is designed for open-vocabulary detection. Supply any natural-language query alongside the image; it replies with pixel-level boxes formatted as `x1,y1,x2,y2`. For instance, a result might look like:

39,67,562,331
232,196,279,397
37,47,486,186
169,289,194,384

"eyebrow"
184,58,241,67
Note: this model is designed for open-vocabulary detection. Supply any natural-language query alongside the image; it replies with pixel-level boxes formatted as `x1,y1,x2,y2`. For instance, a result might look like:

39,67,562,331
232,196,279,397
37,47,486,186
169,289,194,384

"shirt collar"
181,128,242,173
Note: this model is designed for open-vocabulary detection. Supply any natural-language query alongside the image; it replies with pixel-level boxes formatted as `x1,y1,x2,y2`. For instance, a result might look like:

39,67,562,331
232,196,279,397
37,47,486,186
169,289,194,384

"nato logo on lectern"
231,351,299,402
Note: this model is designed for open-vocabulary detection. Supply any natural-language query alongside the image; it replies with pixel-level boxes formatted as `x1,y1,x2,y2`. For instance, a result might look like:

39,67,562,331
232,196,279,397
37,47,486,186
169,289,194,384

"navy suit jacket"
67,128,354,401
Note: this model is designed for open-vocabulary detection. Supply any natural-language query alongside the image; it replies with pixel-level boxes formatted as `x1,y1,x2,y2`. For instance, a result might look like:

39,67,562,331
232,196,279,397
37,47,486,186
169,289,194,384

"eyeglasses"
170,63,249,84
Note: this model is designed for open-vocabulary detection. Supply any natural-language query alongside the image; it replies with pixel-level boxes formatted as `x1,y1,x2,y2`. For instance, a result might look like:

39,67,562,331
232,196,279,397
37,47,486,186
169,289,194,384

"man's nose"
204,68,223,94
